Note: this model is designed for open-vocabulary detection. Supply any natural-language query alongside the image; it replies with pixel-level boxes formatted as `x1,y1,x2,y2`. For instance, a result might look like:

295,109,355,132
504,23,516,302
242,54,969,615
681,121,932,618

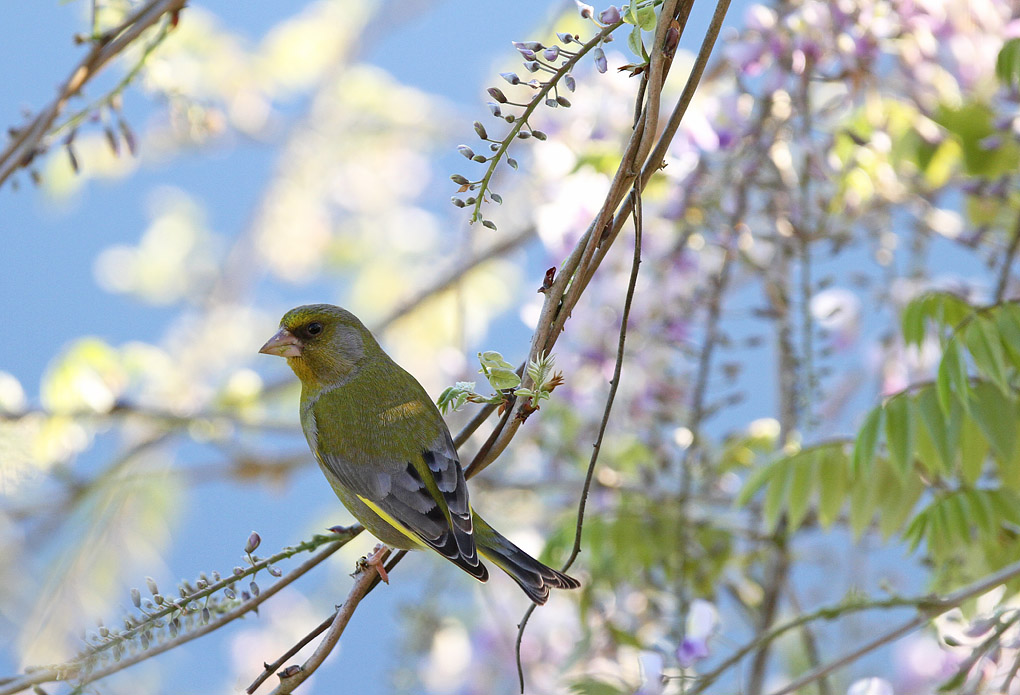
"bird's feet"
357,543,390,583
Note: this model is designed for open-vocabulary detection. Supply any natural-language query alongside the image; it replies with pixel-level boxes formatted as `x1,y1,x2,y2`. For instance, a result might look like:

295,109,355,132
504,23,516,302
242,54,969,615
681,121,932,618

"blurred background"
1,0,1018,694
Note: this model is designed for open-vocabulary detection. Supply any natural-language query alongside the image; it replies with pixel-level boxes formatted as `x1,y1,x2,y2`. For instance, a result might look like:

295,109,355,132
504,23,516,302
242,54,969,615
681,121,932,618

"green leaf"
937,339,970,413
941,491,971,546
914,412,940,476
884,394,915,480
624,2,639,24
901,296,926,347
817,447,848,529
627,25,644,59
995,303,1020,368
877,464,923,539
958,413,988,484
902,506,929,552
988,488,1020,526
935,102,1020,178
916,385,959,473
787,451,817,532
962,489,995,537
969,380,1017,465
763,461,792,532
736,462,775,506
964,316,1010,395
478,350,514,371
934,292,974,329
437,381,477,413
997,38,1020,87
1002,424,1020,491
853,407,883,476
850,462,880,538
486,367,522,391
635,5,657,30
928,499,950,559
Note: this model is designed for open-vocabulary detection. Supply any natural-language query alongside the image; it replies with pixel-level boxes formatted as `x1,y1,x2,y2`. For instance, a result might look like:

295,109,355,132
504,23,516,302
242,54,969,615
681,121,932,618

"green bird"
259,304,580,604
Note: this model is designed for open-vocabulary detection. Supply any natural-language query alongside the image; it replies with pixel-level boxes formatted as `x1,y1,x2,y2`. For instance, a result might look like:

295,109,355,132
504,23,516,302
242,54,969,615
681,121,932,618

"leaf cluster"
437,351,562,414
740,294,1020,589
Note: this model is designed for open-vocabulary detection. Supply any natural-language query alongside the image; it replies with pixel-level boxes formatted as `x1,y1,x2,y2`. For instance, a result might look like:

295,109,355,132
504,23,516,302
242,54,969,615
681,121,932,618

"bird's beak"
259,328,302,358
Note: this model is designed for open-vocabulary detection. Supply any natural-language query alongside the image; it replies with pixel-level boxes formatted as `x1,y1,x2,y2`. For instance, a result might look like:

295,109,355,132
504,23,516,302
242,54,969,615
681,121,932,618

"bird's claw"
363,543,390,583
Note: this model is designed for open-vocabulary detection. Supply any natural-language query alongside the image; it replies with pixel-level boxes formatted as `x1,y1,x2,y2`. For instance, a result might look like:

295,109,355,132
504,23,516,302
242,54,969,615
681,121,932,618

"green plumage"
261,303,579,604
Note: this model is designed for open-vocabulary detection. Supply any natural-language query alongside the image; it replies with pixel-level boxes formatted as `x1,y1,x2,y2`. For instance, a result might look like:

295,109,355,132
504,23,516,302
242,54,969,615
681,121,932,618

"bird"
259,303,580,604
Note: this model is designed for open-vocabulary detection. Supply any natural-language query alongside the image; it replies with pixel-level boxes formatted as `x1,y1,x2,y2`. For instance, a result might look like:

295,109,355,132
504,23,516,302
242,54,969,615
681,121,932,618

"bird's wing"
312,396,486,581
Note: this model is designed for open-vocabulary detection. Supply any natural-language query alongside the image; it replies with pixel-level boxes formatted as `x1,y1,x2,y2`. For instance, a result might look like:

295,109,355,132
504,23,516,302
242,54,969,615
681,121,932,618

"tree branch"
0,0,186,188
765,558,1020,695
265,548,390,695
469,0,733,479
995,205,1020,302
0,532,356,695
516,160,646,695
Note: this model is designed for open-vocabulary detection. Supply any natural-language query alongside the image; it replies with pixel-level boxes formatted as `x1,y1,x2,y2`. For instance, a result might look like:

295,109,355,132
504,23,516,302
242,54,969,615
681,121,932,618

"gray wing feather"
319,432,486,581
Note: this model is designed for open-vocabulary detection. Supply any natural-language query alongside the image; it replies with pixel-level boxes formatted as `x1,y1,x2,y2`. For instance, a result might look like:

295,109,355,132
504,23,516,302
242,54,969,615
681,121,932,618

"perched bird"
260,304,580,604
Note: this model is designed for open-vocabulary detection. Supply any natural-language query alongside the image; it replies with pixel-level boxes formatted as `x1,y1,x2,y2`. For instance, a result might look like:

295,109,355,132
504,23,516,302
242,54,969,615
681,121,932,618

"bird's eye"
306,322,323,336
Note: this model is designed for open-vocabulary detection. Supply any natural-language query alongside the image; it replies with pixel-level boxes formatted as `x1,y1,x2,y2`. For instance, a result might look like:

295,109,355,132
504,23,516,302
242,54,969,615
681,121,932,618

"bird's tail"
472,513,580,605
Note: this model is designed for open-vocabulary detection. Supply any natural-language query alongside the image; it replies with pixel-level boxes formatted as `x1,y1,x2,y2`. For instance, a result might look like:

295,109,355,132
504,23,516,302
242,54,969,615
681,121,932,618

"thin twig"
377,226,537,328
246,614,336,694
266,548,390,695
995,206,1020,302
0,535,354,695
0,401,300,435
471,0,717,479
516,171,645,694
0,0,186,187
246,549,406,694
541,0,732,346
765,558,1020,695
688,593,924,695
786,588,832,695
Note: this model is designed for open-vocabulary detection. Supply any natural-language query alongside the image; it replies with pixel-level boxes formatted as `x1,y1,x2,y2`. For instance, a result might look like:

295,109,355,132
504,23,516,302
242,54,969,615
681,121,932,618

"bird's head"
259,304,375,386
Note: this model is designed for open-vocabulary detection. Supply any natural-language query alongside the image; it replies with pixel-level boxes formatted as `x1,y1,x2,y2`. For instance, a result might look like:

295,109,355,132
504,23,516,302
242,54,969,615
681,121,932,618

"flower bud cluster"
450,5,626,230
66,530,295,678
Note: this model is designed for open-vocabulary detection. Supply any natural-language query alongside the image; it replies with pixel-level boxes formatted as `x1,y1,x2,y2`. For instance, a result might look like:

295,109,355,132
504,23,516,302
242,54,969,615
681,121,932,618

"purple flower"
677,599,719,668
576,0,594,19
677,636,710,668
594,47,608,73
599,5,621,24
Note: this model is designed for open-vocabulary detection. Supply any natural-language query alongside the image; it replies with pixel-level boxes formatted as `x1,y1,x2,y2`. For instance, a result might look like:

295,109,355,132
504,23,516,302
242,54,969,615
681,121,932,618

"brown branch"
246,612,337,694
470,0,731,479
0,0,186,188
265,548,391,695
516,169,646,694
245,550,406,694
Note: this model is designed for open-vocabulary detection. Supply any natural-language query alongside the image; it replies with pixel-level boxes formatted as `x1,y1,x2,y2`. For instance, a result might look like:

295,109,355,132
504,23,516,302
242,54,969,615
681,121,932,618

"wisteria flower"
677,599,719,668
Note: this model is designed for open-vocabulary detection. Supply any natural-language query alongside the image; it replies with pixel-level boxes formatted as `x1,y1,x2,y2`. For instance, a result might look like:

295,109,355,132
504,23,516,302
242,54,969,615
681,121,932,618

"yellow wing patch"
357,494,424,547
379,400,427,423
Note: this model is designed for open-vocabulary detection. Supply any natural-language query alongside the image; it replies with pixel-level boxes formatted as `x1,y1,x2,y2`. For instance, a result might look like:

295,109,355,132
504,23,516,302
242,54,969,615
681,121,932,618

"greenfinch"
260,304,579,604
